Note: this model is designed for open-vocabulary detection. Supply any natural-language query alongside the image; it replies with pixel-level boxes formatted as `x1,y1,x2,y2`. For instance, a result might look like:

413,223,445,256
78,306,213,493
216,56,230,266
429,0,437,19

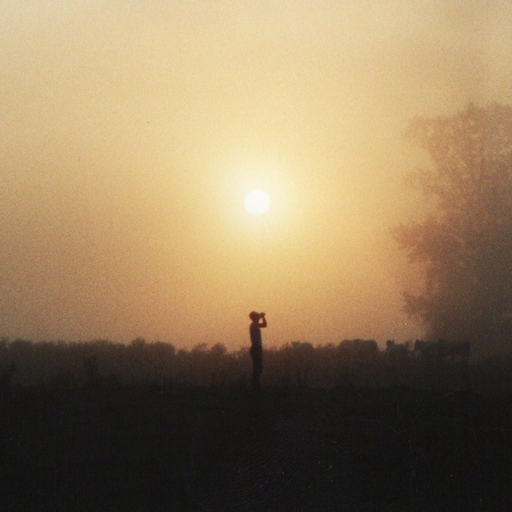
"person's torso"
250,322,262,348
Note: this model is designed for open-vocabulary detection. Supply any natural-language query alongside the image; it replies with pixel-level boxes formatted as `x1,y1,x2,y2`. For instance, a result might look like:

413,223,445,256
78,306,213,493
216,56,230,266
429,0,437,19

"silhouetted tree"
385,340,411,362
338,339,378,360
0,362,16,397
208,343,229,388
83,355,99,388
395,104,512,357
285,342,314,388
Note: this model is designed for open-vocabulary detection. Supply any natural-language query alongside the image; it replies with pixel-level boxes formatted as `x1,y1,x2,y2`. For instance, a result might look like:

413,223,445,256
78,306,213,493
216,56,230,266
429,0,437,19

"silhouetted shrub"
0,337,510,393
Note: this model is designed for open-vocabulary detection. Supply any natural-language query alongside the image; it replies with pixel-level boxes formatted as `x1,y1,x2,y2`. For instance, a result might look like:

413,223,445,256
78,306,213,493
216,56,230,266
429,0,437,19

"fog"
1,1,512,349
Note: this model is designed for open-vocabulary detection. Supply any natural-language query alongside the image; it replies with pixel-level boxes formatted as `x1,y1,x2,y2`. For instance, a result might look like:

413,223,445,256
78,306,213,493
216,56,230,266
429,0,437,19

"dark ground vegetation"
1,338,512,510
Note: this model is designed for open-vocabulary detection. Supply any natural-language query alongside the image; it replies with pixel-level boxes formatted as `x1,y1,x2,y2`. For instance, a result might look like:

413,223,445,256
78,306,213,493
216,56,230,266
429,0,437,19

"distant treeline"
1,337,511,394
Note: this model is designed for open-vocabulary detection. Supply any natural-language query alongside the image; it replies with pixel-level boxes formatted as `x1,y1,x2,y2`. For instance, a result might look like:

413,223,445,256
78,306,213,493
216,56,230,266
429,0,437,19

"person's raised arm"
259,313,267,328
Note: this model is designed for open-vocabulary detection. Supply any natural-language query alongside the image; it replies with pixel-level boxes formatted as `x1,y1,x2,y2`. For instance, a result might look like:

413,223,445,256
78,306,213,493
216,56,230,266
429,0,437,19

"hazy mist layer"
1,0,512,349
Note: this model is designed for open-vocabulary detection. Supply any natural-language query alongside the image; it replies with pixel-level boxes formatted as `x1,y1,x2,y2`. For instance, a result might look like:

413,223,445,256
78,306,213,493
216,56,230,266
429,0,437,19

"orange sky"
1,0,512,349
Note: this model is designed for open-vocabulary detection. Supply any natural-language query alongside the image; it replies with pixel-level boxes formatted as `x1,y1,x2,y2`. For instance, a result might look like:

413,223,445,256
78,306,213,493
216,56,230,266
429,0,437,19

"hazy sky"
2,0,512,349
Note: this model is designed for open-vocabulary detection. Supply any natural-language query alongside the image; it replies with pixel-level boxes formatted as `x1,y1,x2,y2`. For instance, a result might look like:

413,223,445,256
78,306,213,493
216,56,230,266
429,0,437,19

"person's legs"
251,351,262,391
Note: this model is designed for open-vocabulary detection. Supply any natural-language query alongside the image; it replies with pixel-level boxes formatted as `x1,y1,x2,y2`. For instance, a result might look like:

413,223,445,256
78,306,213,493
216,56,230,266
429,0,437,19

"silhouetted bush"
0,337,510,393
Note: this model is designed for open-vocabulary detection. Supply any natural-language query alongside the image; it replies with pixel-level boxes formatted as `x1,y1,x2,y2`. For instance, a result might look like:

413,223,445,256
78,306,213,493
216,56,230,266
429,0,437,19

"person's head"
249,311,260,322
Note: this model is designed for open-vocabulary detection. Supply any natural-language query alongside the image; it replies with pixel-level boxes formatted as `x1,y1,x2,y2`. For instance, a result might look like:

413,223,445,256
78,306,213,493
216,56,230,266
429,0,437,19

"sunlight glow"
244,189,271,215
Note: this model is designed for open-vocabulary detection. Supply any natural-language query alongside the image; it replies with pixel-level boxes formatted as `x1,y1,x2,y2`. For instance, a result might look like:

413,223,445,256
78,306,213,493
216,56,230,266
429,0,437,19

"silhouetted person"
249,311,267,391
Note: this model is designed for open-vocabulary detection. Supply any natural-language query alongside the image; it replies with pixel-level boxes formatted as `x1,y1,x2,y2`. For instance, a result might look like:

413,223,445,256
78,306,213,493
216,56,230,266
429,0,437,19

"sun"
244,189,271,216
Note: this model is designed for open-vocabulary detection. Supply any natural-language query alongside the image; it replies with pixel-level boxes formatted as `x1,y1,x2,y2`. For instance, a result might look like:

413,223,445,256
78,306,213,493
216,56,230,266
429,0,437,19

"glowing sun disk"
244,189,271,215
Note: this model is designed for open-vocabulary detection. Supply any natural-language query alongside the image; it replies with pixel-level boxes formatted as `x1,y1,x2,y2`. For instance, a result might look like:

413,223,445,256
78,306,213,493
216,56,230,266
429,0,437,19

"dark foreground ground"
1,385,511,511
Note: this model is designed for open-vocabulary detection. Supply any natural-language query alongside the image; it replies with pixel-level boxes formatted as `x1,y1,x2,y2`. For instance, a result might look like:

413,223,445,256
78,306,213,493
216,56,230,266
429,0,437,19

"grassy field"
1,385,511,511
